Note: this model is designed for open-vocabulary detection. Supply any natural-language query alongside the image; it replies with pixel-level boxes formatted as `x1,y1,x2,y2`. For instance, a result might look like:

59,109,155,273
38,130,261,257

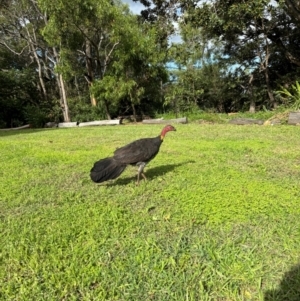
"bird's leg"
136,162,146,185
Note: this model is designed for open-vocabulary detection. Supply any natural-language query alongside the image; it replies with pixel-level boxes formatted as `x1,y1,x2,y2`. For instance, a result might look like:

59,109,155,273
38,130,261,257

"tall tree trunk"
53,47,70,122
32,44,47,101
24,25,48,101
249,100,256,113
55,73,70,122
173,97,179,118
264,69,277,109
85,40,97,106
249,74,255,113
262,39,277,109
103,99,111,120
59,74,70,122
131,103,137,122
90,93,97,107
129,91,137,122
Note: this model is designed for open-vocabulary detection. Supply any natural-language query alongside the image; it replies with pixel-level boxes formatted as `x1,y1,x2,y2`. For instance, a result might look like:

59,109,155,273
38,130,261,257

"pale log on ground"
0,124,31,131
288,112,300,125
142,117,188,124
229,118,264,125
58,122,78,128
78,120,121,127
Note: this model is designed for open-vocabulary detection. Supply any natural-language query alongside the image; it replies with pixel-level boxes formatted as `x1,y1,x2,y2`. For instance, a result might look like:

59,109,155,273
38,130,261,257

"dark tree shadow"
264,264,300,301
105,160,195,186
0,128,57,137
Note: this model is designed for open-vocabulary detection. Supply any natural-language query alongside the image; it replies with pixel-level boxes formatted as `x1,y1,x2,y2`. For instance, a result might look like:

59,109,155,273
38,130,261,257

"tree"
0,0,71,122
0,0,48,99
165,13,231,112
90,13,168,120
281,0,300,25
0,46,52,127
184,1,279,110
39,0,135,110
39,0,169,120
134,0,181,62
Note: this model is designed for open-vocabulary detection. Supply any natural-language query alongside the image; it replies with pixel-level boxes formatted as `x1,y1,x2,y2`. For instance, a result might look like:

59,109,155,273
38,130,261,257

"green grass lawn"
1,124,300,300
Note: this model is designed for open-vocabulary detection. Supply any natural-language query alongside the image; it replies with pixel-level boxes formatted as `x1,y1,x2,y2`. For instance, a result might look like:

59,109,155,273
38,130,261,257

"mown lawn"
1,124,300,301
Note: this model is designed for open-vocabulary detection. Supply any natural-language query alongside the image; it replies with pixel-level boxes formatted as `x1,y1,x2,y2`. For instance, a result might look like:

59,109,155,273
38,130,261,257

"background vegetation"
2,1,300,299
1,0,300,127
1,124,300,300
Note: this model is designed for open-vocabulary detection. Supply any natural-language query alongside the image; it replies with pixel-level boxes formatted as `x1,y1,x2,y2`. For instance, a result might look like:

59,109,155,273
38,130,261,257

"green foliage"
276,80,300,111
1,124,300,300
68,97,107,122
183,0,300,111
2,0,300,124
0,67,43,127
23,100,63,127
23,105,50,128
158,110,228,123
91,76,134,105
37,0,167,118
165,68,204,112
158,108,279,123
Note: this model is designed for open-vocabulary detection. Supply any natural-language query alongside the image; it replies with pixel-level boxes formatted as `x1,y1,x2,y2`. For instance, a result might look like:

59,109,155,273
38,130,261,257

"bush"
276,81,300,111
68,97,107,122
24,105,50,128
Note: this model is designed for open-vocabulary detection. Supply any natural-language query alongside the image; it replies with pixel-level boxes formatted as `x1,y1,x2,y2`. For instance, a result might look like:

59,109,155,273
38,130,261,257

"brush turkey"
90,125,176,184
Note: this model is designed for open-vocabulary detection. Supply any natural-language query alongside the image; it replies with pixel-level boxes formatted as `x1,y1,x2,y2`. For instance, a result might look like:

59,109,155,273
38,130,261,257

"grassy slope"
1,124,300,300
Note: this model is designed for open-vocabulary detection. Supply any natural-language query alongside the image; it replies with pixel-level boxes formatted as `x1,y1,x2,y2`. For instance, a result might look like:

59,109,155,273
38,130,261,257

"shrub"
276,81,300,111
68,97,107,122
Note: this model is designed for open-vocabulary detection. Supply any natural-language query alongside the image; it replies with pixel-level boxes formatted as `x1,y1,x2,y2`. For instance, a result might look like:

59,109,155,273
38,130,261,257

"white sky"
122,0,145,14
122,0,182,44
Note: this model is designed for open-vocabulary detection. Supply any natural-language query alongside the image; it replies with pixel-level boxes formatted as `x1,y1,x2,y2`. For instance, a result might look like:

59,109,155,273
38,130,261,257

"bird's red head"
161,124,176,140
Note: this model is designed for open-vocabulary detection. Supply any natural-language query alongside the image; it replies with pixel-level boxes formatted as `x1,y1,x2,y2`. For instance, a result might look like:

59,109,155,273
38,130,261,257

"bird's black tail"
90,157,126,183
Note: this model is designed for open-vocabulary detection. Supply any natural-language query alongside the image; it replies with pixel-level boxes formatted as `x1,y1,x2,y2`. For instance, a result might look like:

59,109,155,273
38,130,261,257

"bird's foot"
136,173,147,185
136,162,147,185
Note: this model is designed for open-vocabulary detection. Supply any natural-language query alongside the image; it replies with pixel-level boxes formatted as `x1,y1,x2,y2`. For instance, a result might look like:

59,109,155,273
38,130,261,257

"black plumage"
90,125,176,184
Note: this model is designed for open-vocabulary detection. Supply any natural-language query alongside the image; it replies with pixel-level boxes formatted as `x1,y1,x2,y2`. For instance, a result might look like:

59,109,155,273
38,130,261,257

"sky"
122,0,145,14
122,0,182,44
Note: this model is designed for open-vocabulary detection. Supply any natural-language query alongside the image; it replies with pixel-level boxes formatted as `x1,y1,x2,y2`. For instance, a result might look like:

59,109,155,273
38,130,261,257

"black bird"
90,124,176,184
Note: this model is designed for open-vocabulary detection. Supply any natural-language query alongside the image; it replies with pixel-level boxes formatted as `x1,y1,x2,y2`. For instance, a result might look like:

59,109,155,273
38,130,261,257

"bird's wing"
113,137,162,164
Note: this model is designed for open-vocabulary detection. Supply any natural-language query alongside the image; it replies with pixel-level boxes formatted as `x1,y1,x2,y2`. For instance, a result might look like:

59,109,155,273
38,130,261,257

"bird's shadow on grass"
105,160,195,187
264,264,300,301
